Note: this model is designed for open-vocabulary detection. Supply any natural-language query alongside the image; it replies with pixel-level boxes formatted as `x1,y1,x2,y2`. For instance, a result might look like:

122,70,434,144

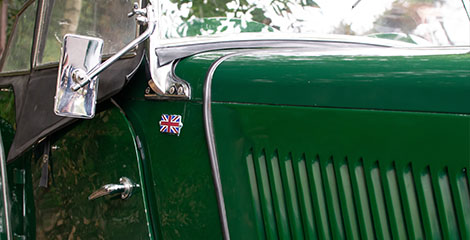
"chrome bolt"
145,87,151,94
168,86,176,95
177,86,184,95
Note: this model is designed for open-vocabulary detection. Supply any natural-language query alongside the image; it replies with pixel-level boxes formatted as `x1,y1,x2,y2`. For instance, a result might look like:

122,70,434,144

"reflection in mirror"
54,34,103,119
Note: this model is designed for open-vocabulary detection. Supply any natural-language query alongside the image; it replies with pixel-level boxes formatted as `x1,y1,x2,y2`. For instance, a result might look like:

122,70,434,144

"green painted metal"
0,87,21,240
147,47,470,239
212,103,470,239
119,104,157,240
176,49,470,114
116,74,223,239
0,87,35,240
0,41,468,239
7,154,33,240
28,102,149,239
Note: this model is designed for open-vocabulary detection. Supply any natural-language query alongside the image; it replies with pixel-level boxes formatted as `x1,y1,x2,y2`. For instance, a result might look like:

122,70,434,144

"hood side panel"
176,48,470,114
213,103,470,239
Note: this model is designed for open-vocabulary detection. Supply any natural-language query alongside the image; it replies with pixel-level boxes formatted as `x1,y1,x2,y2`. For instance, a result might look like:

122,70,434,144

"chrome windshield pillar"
146,2,190,100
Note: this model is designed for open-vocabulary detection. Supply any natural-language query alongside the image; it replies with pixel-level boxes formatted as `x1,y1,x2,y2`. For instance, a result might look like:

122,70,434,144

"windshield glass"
37,0,137,66
158,0,470,46
1,1,37,73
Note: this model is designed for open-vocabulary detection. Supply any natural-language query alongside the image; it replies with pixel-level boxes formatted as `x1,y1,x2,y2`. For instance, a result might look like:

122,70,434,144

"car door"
0,0,152,239
0,0,38,238
30,101,150,240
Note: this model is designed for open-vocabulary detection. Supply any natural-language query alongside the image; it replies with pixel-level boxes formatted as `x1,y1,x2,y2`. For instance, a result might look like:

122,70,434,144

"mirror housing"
54,34,103,119
54,1,156,119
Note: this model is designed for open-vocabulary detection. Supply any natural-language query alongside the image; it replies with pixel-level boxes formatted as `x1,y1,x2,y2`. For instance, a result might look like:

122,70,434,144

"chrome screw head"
177,86,184,95
168,86,176,95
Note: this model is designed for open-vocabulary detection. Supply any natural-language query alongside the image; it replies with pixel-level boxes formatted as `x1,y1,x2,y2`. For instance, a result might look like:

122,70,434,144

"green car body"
0,0,469,239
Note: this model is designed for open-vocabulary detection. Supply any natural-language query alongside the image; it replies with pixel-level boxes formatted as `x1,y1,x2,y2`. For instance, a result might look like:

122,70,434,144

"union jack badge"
159,114,183,136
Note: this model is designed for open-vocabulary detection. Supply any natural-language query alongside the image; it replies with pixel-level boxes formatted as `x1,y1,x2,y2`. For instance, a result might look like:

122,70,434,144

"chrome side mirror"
54,1,156,119
54,35,103,119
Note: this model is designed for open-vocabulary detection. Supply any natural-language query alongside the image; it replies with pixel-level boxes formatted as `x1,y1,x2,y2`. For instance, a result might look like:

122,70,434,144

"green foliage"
0,88,16,130
5,0,28,40
2,0,36,72
178,17,274,37
165,0,320,38
172,0,236,19
170,0,319,24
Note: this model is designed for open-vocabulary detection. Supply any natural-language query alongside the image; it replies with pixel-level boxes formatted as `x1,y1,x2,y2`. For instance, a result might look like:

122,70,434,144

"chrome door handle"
88,177,138,200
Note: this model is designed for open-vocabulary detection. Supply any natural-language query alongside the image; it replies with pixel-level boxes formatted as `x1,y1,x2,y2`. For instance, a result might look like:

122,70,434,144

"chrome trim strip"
203,51,242,240
155,38,470,67
0,131,12,240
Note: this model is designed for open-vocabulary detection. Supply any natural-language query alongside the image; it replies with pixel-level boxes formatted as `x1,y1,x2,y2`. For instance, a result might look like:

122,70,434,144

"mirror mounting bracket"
147,4,191,99
54,1,157,119
145,60,191,100
71,2,156,92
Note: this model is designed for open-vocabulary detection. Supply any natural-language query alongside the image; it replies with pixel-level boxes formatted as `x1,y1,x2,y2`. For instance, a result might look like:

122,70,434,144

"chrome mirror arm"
72,2,157,91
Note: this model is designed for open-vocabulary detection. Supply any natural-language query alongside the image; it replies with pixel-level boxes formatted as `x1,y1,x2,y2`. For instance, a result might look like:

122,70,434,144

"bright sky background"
158,0,470,46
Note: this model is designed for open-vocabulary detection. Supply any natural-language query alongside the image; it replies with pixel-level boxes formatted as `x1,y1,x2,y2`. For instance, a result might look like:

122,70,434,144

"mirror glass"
54,34,103,119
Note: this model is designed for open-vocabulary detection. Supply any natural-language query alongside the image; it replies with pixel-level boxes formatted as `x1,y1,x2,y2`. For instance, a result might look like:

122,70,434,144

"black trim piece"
203,51,245,240
34,0,53,67
0,70,30,78
5,43,145,162
125,52,145,82
156,39,387,66
31,0,45,69
38,138,51,188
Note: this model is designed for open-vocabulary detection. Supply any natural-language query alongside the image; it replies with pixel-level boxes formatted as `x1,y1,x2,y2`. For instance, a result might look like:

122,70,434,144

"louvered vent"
246,148,470,239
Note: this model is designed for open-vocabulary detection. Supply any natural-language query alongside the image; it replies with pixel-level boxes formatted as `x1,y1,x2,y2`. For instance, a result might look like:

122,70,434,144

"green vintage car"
0,0,469,239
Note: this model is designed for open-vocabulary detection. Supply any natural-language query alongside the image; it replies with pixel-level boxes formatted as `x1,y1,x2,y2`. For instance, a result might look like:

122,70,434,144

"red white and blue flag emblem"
159,114,183,136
